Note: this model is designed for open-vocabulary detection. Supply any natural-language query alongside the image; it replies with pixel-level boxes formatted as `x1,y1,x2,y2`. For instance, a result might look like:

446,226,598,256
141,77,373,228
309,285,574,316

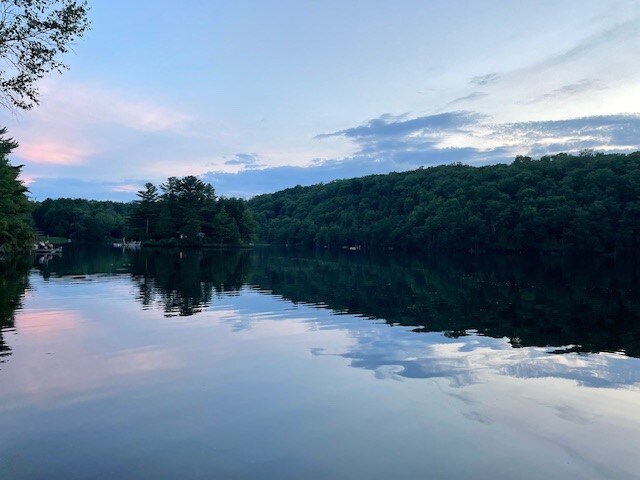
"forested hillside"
249,152,640,252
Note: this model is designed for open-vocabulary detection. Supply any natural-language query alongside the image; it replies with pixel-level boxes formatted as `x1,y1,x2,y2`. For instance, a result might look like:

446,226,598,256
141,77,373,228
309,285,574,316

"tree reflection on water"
12,245,640,360
248,249,640,358
0,256,30,362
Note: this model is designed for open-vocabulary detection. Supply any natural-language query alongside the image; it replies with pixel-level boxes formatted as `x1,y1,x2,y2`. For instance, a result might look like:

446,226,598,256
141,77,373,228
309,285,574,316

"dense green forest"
32,176,256,246
127,177,256,246
33,198,131,241
21,152,640,252
0,129,32,256
249,152,640,252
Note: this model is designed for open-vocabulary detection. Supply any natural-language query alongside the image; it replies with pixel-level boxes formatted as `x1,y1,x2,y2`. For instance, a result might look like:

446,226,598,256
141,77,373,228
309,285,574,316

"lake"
1,246,640,479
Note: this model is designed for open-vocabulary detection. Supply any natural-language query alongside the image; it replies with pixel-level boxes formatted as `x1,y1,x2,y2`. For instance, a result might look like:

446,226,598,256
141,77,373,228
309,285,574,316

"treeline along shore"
249,152,640,253
4,151,640,254
32,176,256,247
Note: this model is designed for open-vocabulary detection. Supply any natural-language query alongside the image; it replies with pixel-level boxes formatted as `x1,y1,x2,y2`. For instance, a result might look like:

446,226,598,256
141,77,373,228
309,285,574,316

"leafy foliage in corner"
0,0,90,110
127,176,256,247
0,128,32,254
249,152,640,253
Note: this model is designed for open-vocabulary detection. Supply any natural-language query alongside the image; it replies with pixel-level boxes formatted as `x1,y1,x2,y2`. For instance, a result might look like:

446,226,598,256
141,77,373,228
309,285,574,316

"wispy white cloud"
22,108,640,200
469,73,500,86
201,111,640,198
447,92,489,107
323,111,640,159
532,20,639,72
437,17,640,123
111,184,142,193
225,152,262,168
5,80,203,187
523,79,605,105
35,81,193,134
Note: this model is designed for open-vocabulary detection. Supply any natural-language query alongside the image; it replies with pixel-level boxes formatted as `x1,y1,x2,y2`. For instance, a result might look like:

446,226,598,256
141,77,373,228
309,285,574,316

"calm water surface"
1,246,640,479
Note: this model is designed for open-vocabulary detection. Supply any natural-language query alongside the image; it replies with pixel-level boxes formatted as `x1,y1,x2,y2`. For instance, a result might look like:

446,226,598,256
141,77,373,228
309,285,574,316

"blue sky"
2,0,639,200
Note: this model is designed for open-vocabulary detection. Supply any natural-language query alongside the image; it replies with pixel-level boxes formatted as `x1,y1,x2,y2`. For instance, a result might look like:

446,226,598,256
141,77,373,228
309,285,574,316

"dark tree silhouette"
0,128,31,254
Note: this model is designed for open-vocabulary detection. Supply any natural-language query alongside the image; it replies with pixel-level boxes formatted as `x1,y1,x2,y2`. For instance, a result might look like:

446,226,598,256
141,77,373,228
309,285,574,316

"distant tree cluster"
127,176,256,246
0,129,32,255
30,176,257,246
249,152,640,253
32,198,131,241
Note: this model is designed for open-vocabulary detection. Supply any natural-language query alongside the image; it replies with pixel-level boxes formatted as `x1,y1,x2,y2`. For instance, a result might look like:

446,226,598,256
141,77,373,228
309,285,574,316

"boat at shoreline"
33,246,62,255
113,240,142,249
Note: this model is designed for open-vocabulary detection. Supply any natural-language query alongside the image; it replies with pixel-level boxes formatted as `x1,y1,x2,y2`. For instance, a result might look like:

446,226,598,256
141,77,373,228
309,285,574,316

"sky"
1,0,639,200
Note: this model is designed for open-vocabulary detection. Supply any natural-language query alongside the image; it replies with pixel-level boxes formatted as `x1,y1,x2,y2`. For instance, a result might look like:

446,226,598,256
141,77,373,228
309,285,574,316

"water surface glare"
1,247,640,479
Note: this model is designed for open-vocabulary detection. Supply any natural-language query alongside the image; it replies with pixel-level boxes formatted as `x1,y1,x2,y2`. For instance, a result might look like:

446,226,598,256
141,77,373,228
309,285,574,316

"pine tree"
0,128,32,256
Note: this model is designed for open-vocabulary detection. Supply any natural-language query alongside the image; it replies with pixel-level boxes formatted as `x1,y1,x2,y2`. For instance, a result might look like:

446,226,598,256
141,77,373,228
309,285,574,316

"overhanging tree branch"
0,0,90,110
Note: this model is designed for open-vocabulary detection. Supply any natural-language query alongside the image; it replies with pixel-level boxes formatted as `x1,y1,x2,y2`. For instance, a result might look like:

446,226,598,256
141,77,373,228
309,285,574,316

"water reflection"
249,249,640,357
25,245,640,357
127,249,251,316
3,247,640,479
25,245,640,389
323,327,640,389
0,256,30,361
4,245,640,387
31,246,252,316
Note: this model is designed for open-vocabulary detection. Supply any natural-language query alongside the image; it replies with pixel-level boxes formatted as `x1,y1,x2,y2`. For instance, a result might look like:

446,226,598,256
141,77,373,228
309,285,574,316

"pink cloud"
18,173,36,186
18,141,91,166
34,81,193,134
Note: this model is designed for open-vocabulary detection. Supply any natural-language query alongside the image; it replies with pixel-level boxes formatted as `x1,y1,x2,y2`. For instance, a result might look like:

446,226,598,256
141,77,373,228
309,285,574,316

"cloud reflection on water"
314,323,640,389
3,247,640,480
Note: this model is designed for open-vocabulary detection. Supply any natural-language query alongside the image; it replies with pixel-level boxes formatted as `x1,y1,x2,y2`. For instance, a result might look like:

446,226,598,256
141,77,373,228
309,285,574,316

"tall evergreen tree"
129,183,159,239
125,175,253,246
0,129,32,255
